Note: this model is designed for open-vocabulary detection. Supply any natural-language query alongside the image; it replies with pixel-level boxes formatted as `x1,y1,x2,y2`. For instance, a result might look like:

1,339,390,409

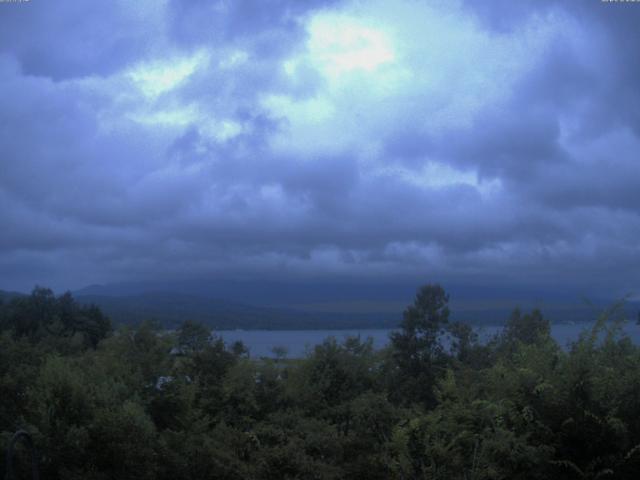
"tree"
390,284,450,406
271,345,288,362
446,320,492,367
177,320,211,353
496,308,550,358
77,303,112,348
5,286,56,339
2,287,111,348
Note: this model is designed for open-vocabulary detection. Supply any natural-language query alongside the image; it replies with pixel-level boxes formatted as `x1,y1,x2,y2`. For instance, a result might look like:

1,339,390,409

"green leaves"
3,285,640,479
1,287,112,349
390,284,451,406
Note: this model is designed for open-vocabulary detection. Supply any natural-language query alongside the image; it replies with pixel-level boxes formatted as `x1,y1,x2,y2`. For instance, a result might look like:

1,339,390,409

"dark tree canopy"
390,283,450,406
2,287,111,347
177,319,211,352
1,284,638,479
503,307,550,345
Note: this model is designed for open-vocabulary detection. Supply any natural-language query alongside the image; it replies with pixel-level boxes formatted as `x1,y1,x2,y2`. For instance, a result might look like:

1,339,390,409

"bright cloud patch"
129,51,208,98
373,162,502,197
307,14,395,77
262,0,565,160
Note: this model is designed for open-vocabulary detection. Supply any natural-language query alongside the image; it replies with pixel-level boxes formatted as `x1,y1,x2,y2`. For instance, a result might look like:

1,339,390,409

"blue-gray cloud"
0,0,639,298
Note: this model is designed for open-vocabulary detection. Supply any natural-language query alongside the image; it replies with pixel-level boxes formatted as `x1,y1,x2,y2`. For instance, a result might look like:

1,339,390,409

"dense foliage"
1,285,640,479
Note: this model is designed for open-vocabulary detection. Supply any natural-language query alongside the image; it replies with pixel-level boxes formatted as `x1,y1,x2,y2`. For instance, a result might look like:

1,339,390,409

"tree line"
1,284,639,479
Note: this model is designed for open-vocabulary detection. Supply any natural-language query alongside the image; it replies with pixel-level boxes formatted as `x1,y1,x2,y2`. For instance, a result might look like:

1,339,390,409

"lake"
218,321,640,358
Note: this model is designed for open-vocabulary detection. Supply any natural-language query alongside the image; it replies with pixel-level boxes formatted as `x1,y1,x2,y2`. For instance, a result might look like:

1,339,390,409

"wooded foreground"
1,285,639,479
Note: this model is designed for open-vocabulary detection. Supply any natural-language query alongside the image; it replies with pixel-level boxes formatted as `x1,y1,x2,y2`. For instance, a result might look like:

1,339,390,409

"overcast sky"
1,0,639,296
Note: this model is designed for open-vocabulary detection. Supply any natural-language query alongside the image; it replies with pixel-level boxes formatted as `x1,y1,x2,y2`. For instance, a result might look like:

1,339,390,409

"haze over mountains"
51,279,634,330
3,278,635,330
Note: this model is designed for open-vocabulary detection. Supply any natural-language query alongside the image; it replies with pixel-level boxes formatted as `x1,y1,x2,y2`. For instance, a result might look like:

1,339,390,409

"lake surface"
218,322,640,358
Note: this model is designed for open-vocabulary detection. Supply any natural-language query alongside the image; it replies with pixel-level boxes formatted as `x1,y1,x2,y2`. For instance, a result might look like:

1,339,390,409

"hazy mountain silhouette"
69,279,637,329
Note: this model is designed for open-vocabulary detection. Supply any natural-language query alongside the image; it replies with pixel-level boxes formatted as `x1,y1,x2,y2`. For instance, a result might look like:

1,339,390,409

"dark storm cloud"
456,0,640,215
366,0,640,294
0,0,638,296
441,105,568,180
466,0,640,134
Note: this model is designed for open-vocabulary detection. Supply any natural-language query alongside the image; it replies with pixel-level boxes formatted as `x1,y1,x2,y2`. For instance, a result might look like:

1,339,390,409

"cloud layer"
1,0,639,295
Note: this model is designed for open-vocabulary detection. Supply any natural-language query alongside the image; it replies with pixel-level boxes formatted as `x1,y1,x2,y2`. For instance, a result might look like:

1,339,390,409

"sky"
0,0,639,297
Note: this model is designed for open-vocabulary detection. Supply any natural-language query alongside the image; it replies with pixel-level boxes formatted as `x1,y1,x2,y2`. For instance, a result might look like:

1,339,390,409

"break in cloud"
0,0,638,296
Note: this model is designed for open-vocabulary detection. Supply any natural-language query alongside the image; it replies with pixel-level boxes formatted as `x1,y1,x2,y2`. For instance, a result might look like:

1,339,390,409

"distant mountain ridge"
74,279,609,307
72,280,639,330
0,289,25,303
3,282,636,330
74,291,399,330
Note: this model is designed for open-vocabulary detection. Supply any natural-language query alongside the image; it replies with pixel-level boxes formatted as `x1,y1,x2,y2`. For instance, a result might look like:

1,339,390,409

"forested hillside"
2,285,640,479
